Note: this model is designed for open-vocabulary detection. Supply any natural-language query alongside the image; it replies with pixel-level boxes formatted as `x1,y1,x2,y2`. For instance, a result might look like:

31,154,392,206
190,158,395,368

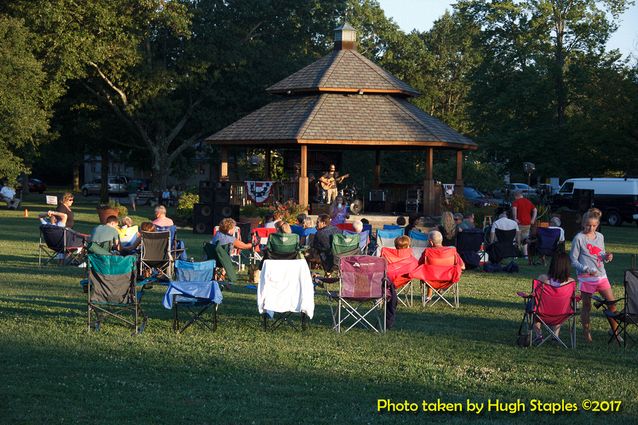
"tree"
0,15,50,183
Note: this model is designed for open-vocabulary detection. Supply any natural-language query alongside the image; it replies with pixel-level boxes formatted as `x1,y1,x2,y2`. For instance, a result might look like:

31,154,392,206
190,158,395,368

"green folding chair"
204,241,238,283
266,233,301,260
87,254,146,334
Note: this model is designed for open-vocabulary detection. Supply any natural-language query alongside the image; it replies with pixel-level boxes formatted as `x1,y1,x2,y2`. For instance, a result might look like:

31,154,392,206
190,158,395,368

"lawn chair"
516,279,579,348
456,229,485,270
595,259,638,348
328,256,387,333
381,247,419,307
383,224,401,230
265,233,302,260
410,249,463,308
336,223,355,232
290,224,304,238
344,229,370,254
258,259,314,331
374,228,404,256
87,254,146,334
163,259,222,333
409,229,428,261
251,227,277,262
38,224,87,266
531,227,563,266
486,228,518,264
139,231,173,280
203,241,238,284
156,224,186,262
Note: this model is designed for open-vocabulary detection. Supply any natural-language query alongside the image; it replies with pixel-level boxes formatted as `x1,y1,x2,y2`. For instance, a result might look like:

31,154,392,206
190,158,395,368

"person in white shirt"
548,216,565,242
490,207,520,245
38,210,67,227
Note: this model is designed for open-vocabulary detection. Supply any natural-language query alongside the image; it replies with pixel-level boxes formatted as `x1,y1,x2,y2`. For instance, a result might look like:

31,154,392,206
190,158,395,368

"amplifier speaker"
213,181,231,205
213,204,239,224
199,181,214,205
561,210,581,241
366,201,386,213
193,203,214,234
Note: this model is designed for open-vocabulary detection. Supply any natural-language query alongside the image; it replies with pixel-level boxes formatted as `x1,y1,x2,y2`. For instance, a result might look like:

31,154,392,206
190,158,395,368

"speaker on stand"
213,204,240,225
193,203,214,234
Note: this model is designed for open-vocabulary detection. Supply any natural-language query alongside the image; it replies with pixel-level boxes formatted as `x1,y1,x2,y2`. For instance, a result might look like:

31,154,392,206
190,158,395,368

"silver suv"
81,176,128,196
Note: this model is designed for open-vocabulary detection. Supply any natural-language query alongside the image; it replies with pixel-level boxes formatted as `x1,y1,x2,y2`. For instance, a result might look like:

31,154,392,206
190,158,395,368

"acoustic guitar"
319,173,350,190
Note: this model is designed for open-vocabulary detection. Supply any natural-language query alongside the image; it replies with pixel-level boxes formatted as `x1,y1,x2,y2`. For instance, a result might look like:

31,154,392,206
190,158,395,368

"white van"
552,178,638,226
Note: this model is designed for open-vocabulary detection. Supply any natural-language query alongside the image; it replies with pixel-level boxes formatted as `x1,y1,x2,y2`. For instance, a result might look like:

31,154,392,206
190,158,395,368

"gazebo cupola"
334,22,357,51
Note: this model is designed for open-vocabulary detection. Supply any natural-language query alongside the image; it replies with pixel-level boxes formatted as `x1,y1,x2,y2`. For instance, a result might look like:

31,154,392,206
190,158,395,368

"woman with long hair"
438,211,458,246
329,195,348,225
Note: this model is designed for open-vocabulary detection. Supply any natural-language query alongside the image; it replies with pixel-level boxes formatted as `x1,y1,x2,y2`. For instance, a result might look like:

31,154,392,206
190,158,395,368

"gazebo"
206,23,477,215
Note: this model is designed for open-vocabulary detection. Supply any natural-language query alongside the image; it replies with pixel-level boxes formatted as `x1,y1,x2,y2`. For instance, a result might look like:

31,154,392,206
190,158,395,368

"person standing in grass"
570,211,619,343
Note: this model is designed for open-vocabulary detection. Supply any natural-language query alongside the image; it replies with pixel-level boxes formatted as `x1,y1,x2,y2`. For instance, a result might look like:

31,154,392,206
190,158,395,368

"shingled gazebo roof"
207,23,476,151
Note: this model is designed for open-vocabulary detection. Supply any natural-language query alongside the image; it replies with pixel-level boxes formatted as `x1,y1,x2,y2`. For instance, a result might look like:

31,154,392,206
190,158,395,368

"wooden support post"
455,150,464,193
220,146,229,181
423,148,435,216
374,150,381,189
265,148,272,180
298,145,308,210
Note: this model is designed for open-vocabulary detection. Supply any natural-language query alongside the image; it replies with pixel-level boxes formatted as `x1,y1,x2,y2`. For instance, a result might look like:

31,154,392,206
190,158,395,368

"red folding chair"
381,247,418,307
411,247,463,308
336,223,355,232
517,279,580,348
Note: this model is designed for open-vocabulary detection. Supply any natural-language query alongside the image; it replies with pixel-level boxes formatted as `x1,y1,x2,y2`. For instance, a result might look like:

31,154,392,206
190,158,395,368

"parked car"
17,178,47,194
551,178,638,226
81,176,128,196
463,186,505,208
493,183,537,198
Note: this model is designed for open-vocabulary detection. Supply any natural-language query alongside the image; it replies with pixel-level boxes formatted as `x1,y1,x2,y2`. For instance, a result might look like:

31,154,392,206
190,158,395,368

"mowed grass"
1,195,637,424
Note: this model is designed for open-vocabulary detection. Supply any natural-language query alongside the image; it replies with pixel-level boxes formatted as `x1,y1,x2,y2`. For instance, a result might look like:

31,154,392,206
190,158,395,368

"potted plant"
96,199,128,224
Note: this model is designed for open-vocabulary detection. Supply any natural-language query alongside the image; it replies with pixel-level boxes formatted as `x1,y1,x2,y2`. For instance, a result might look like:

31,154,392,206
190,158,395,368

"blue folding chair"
290,224,305,238
375,228,404,256
163,259,222,333
383,224,402,230
409,229,429,261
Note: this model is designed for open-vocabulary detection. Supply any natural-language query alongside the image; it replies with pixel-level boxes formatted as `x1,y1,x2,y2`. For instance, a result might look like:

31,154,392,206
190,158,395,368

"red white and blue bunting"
246,181,274,205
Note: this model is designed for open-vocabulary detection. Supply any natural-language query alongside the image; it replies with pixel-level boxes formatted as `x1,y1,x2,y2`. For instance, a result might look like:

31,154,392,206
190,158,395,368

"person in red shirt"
511,190,537,258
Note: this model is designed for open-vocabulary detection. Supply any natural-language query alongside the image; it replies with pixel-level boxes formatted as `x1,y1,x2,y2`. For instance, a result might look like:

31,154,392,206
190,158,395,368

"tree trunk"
100,147,110,203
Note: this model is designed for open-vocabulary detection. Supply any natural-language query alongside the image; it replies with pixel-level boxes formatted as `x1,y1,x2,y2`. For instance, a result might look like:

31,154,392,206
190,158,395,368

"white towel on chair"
258,259,314,319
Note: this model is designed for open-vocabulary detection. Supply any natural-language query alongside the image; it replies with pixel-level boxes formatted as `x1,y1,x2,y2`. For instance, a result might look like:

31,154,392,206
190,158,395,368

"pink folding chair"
381,247,418,307
517,279,580,348
328,256,387,333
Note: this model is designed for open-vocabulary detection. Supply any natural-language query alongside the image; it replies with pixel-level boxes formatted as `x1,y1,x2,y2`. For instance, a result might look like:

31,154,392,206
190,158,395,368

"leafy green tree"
0,16,49,183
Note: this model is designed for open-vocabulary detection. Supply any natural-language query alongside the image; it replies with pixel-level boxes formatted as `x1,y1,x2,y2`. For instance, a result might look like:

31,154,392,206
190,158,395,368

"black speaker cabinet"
199,181,214,205
213,181,231,205
193,203,214,234
213,204,239,224
236,221,252,243
561,210,581,241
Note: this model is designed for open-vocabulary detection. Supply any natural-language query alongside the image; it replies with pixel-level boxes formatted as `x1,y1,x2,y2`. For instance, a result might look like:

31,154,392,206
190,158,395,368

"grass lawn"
1,194,637,424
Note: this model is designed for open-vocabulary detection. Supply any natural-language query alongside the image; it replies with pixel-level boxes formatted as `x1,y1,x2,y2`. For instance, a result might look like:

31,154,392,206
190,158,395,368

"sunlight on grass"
1,196,637,424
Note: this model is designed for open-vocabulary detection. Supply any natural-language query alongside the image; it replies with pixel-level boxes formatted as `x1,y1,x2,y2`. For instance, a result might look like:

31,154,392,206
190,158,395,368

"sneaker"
77,262,86,268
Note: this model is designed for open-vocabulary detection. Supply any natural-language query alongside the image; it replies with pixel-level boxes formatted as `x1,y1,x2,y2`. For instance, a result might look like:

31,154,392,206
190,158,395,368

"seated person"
118,216,139,247
438,211,458,246
296,213,307,226
459,213,475,231
453,213,463,228
548,216,565,243
395,235,410,250
277,222,292,234
0,184,20,209
38,210,67,227
212,218,252,251
396,216,407,227
301,216,317,246
90,215,121,252
419,230,465,302
121,221,154,255
532,252,575,343
309,214,341,272
329,196,348,225
152,205,174,227
380,235,418,289
486,207,521,264
263,213,276,229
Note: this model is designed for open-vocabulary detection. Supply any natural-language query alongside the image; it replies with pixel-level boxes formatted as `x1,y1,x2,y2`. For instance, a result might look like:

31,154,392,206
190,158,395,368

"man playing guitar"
319,164,349,204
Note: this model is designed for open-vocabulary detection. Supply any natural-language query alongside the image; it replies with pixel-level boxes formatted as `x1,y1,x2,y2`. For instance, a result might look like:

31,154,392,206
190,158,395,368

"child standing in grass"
570,212,619,343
